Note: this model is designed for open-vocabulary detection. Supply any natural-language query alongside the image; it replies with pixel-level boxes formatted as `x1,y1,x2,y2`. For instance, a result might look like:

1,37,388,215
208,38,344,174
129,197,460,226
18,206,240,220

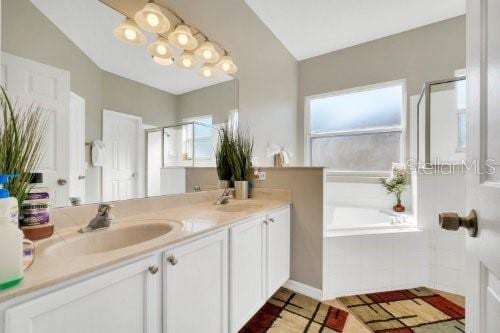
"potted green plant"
380,163,409,212
228,129,253,200
0,86,46,205
215,127,233,189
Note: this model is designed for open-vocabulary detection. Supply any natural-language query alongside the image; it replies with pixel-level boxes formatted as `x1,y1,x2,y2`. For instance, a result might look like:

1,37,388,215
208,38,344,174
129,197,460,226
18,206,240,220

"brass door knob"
439,209,478,237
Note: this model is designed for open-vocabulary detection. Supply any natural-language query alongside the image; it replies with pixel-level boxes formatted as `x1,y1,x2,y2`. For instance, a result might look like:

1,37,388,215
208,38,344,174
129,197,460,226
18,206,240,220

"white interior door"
466,1,500,332
69,92,86,203
1,52,70,207
102,110,141,202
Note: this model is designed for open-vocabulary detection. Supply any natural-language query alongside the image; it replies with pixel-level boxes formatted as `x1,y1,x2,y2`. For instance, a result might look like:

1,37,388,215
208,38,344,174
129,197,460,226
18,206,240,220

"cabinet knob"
57,178,67,186
439,209,478,237
148,265,159,274
263,220,269,225
167,255,178,265
269,218,275,223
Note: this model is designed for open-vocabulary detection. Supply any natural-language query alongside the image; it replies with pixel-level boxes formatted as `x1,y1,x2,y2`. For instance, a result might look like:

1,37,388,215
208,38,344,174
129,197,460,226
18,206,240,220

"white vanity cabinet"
4,255,162,333
229,214,268,332
229,206,290,332
162,230,229,333
266,206,291,297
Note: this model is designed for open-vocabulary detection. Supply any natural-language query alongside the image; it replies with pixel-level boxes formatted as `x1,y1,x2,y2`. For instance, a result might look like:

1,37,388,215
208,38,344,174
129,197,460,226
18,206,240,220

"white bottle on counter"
0,175,23,290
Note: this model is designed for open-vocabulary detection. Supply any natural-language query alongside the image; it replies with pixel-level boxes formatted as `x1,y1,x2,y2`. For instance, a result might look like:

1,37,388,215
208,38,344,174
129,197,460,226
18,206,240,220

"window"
182,115,213,160
306,81,405,175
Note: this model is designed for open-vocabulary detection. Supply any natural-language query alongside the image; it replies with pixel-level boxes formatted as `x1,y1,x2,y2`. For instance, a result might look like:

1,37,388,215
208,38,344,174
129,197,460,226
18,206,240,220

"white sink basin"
44,220,182,257
216,202,262,213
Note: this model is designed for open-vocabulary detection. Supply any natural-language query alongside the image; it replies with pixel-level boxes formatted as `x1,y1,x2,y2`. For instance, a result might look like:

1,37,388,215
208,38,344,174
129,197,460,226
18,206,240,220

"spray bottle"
0,174,23,289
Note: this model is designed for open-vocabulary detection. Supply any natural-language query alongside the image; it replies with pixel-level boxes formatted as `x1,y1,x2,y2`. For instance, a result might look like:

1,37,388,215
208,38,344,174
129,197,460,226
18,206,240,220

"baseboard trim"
284,280,323,301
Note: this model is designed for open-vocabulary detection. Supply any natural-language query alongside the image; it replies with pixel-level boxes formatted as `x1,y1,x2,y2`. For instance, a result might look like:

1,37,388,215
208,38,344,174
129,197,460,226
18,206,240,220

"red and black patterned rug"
337,287,465,332
240,287,349,332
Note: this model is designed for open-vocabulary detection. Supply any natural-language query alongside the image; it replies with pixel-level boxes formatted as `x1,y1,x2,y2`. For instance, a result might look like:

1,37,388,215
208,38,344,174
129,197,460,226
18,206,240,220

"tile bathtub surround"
0,189,291,303
323,231,428,299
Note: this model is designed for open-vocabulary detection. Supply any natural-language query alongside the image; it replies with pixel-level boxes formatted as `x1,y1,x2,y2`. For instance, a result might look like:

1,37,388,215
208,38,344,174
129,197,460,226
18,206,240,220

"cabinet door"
230,215,267,332
266,206,291,298
5,256,161,333
163,230,228,333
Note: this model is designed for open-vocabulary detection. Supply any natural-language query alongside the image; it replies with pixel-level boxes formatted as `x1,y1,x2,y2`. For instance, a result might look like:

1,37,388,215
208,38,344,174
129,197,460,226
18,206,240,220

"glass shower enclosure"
416,75,466,166
145,122,220,197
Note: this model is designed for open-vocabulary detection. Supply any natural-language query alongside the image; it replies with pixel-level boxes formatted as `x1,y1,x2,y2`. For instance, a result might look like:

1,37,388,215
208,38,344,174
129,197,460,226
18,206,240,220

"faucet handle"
98,203,114,217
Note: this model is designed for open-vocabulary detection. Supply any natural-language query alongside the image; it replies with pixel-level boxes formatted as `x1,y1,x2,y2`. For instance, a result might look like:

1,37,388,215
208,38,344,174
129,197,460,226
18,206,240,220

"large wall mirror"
1,0,238,207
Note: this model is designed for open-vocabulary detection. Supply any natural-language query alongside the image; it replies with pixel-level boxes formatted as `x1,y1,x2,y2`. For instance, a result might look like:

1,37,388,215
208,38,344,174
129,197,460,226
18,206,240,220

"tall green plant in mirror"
215,127,233,188
0,86,46,204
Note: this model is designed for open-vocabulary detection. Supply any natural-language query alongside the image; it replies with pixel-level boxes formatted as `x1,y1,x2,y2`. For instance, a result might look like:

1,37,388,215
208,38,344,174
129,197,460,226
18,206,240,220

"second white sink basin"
44,220,182,257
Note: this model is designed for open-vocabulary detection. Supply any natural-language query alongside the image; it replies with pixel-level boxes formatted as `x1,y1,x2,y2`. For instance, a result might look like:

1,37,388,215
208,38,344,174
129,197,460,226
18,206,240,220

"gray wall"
297,16,466,164
177,80,238,124
164,0,298,166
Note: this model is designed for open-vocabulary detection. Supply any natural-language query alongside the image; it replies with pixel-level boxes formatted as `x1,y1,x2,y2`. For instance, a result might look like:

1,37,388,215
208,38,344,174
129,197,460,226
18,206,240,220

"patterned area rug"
337,287,465,333
240,288,349,332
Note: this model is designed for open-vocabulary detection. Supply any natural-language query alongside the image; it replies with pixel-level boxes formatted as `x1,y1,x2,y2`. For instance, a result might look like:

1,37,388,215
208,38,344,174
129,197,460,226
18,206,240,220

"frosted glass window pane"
310,85,402,133
311,132,401,171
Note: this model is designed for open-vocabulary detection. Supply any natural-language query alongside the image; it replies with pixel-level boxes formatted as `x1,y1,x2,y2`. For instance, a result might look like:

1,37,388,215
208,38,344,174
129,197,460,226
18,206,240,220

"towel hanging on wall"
91,140,106,167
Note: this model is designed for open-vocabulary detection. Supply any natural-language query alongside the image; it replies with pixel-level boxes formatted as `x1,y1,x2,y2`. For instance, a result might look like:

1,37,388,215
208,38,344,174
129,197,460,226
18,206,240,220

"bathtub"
326,206,417,237
323,206,425,298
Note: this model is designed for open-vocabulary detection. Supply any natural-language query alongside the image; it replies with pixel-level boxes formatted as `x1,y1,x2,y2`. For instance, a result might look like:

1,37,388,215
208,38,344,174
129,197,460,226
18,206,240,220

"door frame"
69,91,86,203
102,109,143,202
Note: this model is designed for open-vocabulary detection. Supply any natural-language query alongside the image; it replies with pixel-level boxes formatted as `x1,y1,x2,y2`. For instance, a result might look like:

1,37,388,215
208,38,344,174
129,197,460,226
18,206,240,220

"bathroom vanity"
0,191,291,333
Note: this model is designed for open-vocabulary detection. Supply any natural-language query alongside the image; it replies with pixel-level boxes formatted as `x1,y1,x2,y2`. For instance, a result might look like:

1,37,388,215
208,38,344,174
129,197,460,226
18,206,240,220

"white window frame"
304,79,407,179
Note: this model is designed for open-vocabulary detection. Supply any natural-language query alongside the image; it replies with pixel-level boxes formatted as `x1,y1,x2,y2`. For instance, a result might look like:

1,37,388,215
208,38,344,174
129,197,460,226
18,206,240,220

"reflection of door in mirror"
1,52,70,207
69,92,86,204
102,110,142,202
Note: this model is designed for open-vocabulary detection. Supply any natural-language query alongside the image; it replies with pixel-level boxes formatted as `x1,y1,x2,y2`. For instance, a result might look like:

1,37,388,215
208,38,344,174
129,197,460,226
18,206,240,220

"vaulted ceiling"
245,0,466,60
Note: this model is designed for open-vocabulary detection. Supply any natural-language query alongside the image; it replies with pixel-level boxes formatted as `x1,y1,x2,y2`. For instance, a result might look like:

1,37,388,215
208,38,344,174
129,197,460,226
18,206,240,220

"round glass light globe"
203,69,212,77
222,63,231,72
182,58,192,67
146,13,159,27
124,28,137,41
156,44,167,55
177,34,189,46
202,50,213,60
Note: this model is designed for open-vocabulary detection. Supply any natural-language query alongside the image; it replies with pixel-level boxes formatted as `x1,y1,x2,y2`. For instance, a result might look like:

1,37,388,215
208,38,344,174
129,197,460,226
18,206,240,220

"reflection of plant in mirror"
215,127,233,181
228,128,253,182
0,86,46,204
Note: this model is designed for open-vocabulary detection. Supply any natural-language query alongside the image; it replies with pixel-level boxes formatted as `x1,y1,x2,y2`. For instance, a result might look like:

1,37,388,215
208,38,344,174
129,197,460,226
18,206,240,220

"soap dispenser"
0,174,24,289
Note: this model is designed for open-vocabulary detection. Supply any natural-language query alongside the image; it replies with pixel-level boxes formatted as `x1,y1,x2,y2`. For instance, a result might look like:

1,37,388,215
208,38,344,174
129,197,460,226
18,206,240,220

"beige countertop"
0,194,290,303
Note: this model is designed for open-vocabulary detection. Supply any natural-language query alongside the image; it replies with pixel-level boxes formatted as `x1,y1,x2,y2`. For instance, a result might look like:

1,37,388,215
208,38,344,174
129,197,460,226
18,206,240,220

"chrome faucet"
78,204,114,233
214,188,232,205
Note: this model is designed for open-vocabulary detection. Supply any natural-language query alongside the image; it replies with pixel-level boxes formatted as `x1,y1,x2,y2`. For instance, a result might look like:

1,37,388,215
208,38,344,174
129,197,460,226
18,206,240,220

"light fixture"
134,3,170,33
147,37,173,58
198,64,217,78
217,55,238,74
153,56,174,66
195,41,220,64
113,18,146,45
176,51,197,69
168,25,198,50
